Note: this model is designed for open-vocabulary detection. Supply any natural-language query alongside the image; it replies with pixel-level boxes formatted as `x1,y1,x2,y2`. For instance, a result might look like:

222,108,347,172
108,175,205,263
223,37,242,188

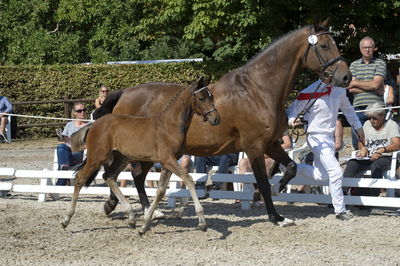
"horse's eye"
198,97,205,101
320,44,328,50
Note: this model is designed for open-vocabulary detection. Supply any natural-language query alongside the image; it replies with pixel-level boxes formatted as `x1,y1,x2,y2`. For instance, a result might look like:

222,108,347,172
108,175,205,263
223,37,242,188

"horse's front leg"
139,169,172,235
265,141,297,193
247,148,294,227
152,158,207,232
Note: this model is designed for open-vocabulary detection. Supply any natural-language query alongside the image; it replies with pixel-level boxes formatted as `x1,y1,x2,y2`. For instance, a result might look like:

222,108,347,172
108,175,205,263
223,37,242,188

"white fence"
1,167,400,210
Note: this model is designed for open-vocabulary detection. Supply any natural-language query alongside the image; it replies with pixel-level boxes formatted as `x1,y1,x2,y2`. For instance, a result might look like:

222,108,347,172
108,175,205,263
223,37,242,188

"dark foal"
63,77,220,233
89,19,352,227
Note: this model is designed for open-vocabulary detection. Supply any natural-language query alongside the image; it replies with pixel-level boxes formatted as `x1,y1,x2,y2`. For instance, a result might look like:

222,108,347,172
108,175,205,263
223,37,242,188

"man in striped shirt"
348,36,387,148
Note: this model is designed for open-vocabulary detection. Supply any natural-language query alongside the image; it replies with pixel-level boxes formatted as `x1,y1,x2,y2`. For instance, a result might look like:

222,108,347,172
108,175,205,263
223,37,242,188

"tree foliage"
0,0,399,65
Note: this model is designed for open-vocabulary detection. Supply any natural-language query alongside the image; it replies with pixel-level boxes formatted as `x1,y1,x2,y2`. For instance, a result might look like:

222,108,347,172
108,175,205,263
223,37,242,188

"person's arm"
348,75,385,93
287,98,306,126
281,135,293,150
95,98,101,109
385,84,395,105
334,119,344,151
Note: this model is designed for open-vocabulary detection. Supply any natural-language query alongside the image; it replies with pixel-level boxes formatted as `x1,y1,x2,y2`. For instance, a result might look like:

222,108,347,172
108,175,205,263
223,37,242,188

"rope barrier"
0,112,92,122
1,105,399,124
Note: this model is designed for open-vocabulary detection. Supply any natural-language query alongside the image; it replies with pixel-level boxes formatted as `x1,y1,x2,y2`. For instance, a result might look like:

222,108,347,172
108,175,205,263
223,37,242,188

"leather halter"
302,30,345,78
192,86,217,122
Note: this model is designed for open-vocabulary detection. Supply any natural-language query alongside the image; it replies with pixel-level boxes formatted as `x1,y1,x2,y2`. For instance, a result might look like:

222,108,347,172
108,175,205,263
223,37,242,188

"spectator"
95,85,110,109
348,36,387,149
194,153,239,191
238,131,292,177
56,103,88,186
0,96,12,142
238,131,292,204
344,102,400,197
285,77,364,220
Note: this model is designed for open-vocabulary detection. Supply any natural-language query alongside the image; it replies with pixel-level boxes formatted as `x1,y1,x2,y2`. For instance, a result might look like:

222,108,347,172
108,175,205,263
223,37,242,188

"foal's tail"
75,158,101,187
70,123,94,152
92,89,124,119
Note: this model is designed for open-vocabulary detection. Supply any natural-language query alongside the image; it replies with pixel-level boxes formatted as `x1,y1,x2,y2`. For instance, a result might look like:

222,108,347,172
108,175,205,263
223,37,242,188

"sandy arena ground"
1,138,400,265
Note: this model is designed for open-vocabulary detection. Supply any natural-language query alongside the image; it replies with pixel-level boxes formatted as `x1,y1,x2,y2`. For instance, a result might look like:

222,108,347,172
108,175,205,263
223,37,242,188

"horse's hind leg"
140,169,172,234
103,153,137,228
61,162,100,229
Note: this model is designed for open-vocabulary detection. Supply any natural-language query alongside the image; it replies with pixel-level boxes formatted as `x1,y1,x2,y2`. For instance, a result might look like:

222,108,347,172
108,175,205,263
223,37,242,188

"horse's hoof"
277,218,295,227
104,201,117,216
139,226,149,235
198,223,208,232
128,220,136,229
60,221,68,230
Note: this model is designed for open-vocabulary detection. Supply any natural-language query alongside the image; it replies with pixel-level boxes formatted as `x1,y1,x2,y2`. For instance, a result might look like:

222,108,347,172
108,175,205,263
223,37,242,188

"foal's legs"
140,169,172,234
140,158,206,234
103,152,137,228
61,161,102,229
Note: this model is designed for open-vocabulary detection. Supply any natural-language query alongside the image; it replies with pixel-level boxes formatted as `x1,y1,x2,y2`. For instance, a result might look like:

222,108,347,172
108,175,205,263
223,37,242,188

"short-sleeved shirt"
0,96,12,113
349,57,386,107
363,119,400,156
62,121,84,137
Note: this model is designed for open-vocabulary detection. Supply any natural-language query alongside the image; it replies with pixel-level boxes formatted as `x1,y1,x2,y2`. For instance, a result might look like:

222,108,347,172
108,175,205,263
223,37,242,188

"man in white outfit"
284,77,365,220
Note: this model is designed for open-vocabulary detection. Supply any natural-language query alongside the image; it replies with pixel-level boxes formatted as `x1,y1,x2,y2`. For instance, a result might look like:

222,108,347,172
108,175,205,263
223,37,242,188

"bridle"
291,29,345,142
193,86,218,122
302,30,345,79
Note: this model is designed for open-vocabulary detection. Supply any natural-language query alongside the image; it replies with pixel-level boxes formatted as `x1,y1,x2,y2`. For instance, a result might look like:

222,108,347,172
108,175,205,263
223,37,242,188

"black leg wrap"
279,161,297,192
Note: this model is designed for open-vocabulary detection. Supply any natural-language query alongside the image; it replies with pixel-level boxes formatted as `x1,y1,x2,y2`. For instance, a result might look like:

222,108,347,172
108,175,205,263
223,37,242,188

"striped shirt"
349,57,386,107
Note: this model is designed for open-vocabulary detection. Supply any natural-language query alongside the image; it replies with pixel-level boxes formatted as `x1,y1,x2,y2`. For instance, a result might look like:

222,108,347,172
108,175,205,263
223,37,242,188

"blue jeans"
56,143,84,186
195,153,239,189
351,106,368,149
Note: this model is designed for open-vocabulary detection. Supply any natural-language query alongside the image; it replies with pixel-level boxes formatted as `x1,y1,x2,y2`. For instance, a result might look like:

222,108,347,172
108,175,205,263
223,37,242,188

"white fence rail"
1,168,400,210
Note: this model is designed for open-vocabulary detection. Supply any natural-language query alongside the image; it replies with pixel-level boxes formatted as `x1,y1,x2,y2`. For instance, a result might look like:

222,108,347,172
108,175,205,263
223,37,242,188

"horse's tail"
74,159,101,187
70,123,93,152
92,89,124,119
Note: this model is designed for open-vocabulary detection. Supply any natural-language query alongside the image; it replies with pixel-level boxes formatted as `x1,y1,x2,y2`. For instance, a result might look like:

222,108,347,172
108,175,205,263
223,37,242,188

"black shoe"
195,182,206,190
207,184,221,191
336,210,353,221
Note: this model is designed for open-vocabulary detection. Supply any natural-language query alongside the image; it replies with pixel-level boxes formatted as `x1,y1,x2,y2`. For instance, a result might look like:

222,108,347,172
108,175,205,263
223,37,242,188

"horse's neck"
161,89,194,135
245,28,308,102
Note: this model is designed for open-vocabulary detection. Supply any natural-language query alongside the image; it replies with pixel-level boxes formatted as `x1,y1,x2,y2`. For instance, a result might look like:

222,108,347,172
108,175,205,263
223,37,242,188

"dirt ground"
1,137,400,265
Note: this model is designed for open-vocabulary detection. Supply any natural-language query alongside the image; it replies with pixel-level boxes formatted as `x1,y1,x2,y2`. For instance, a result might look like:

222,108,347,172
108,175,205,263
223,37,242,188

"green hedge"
0,62,310,139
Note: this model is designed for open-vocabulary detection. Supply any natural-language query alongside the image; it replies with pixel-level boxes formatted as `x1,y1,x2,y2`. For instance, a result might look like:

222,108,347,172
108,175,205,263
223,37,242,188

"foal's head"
191,76,220,126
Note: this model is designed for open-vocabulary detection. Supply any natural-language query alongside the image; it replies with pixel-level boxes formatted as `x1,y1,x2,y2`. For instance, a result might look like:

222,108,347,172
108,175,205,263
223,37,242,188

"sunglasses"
369,116,379,120
75,109,86,113
101,90,108,93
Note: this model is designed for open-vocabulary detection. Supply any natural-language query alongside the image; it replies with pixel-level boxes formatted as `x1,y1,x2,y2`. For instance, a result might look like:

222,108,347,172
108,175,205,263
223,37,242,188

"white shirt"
287,80,362,135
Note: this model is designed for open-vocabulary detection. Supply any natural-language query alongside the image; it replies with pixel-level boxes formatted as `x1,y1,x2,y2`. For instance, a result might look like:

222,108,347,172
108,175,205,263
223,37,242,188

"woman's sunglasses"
101,90,108,93
75,109,86,113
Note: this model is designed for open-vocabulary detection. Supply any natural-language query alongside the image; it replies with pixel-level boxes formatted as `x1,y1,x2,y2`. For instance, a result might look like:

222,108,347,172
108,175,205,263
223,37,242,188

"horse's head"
191,76,220,126
302,19,352,87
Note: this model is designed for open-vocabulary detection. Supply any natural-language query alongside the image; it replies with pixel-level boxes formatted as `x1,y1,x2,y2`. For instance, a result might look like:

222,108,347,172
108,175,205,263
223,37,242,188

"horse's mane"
246,25,312,66
159,86,187,116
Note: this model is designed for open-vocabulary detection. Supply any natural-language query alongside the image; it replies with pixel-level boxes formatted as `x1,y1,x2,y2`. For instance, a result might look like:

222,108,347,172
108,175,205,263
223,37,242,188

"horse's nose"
342,73,352,87
211,114,221,126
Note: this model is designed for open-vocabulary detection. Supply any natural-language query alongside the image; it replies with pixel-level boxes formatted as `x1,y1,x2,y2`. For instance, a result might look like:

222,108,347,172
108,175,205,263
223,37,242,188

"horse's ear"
313,17,330,32
204,76,212,86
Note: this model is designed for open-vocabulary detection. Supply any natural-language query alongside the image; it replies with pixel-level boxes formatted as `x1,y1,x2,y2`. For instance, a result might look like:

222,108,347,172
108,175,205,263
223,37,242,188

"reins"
291,28,344,143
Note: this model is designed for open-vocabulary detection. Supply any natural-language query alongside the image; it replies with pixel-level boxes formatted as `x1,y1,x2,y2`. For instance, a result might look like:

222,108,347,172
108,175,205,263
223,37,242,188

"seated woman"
95,85,109,109
343,102,400,196
56,103,88,186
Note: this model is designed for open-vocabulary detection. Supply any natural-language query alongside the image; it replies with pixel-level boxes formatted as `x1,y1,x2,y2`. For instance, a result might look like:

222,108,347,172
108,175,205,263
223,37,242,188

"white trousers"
296,133,346,214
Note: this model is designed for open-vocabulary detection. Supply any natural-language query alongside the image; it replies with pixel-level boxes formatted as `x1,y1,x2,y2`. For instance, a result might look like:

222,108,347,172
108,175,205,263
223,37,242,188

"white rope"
0,112,92,122
1,105,399,123
338,105,400,115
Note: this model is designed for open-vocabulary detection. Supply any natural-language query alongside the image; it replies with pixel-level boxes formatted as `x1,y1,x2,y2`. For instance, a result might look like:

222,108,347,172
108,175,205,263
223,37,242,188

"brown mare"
63,77,220,232
90,20,352,227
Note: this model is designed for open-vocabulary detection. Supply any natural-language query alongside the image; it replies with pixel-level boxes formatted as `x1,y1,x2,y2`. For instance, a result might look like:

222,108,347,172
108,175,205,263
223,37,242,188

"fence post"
63,95,71,118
